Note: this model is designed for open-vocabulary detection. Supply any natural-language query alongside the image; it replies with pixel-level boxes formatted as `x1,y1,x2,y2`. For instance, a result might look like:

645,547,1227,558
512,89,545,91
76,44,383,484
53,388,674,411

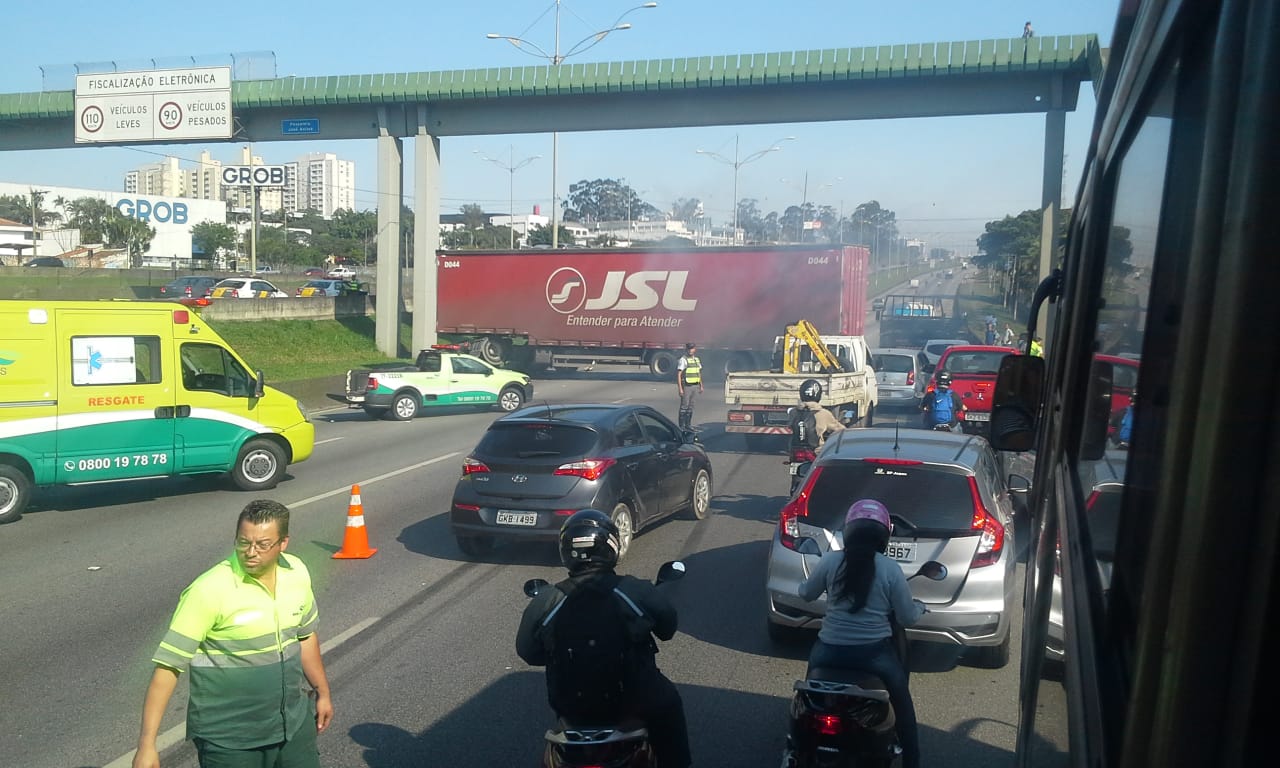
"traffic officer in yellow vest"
132,500,333,768
676,342,703,430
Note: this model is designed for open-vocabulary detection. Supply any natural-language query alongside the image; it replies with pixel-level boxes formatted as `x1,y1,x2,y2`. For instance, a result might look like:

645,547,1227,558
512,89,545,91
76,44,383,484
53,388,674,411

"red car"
303,267,326,277
925,345,1020,433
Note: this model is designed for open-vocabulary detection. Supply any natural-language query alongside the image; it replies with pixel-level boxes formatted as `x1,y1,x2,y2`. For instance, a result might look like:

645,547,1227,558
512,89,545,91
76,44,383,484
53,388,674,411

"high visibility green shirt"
679,355,702,385
152,552,319,750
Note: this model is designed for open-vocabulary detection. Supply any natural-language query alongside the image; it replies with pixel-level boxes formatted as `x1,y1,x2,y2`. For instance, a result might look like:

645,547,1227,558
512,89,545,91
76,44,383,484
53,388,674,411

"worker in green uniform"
677,342,703,430
131,500,333,768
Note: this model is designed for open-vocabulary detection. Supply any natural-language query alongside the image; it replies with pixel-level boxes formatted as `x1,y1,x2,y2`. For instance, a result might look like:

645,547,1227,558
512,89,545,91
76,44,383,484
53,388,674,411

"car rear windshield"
942,350,1008,375
873,354,913,373
476,423,598,459
805,461,976,533
925,342,957,356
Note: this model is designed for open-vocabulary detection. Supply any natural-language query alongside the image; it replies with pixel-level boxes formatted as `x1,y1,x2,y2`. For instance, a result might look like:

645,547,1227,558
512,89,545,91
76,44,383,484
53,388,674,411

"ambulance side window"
181,343,251,396
70,335,160,386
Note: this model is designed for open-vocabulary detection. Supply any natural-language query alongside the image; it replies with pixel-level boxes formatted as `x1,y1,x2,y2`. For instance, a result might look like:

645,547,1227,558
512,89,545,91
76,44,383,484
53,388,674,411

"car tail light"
366,375,379,391
779,467,824,550
906,370,915,386
554,509,576,516
454,503,480,512
184,285,193,297
727,411,752,423
790,448,816,462
295,288,302,297
462,457,490,475
969,476,1004,567
554,458,616,481
862,458,923,466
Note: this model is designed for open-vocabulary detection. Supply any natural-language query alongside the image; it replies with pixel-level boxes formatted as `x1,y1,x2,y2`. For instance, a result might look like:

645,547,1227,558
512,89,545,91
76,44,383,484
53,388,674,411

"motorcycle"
522,560,687,768
781,537,947,768
787,447,817,495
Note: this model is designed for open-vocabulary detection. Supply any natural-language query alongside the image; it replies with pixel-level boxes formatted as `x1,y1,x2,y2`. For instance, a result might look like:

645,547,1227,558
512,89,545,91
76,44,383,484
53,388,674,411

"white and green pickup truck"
338,348,533,420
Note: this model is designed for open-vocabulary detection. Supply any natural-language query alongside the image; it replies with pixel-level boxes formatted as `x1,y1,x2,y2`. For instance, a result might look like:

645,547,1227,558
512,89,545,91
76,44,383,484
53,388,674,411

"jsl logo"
545,268,698,314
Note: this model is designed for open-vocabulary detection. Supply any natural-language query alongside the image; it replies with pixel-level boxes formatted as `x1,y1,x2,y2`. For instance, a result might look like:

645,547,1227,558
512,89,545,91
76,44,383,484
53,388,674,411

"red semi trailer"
436,244,869,377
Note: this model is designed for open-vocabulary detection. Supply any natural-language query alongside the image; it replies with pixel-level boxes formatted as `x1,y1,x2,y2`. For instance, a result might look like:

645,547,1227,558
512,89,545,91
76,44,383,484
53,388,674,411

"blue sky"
0,1,1120,254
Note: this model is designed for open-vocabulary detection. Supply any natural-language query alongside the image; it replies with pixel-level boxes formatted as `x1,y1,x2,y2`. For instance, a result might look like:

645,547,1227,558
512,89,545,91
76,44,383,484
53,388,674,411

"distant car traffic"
767,427,1026,667
24,256,65,268
302,267,327,277
296,279,361,297
160,276,221,300
449,403,713,559
210,278,288,299
326,266,357,279
921,338,969,368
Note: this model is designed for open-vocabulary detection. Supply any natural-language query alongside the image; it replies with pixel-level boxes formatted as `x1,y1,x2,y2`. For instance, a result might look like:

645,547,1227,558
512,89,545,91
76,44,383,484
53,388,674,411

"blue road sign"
281,119,320,135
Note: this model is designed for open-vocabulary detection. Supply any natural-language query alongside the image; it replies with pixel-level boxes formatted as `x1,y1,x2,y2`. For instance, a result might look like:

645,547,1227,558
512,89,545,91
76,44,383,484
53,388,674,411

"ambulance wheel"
391,390,420,421
498,386,525,412
0,464,32,524
231,439,287,491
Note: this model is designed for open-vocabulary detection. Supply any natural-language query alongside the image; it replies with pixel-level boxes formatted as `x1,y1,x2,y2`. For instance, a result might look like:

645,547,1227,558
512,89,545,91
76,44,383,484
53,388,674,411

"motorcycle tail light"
810,713,843,735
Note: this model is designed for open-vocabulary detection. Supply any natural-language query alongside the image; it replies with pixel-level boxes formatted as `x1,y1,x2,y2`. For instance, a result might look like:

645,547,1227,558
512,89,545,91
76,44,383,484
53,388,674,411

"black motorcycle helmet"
800,378,823,403
936,371,953,388
558,509,622,575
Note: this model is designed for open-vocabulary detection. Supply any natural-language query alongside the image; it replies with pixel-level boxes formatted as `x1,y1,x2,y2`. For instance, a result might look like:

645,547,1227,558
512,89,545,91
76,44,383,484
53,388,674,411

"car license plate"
789,463,799,475
887,540,916,563
966,411,991,422
496,511,538,526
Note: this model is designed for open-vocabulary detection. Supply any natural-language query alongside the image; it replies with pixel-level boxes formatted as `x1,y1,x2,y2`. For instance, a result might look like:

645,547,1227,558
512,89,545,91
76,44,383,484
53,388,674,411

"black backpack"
790,407,820,450
542,575,642,720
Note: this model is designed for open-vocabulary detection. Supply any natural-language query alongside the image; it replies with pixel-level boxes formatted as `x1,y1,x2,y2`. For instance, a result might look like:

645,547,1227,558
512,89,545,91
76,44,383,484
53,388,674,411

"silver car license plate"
496,511,538,526
887,540,916,562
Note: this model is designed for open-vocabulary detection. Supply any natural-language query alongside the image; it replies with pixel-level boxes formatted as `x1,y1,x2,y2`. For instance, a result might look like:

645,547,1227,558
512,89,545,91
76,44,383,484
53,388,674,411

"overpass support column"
1038,96,1066,349
375,109,403,357
412,107,440,353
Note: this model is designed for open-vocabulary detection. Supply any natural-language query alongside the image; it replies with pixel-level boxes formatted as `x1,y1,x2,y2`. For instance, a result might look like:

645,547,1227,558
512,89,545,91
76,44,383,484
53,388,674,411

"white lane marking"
610,398,632,403
286,452,462,510
314,437,345,446
103,616,381,768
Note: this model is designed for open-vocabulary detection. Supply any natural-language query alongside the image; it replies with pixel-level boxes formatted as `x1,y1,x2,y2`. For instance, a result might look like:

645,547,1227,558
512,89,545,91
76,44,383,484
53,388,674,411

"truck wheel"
0,464,32,525
498,386,525,412
475,337,506,366
231,439,287,491
362,406,388,420
391,391,420,421
863,404,876,427
648,351,677,378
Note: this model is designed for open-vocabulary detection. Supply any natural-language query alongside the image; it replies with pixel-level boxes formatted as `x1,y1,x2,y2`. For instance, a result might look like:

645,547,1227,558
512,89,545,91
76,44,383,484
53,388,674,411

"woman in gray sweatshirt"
797,498,926,768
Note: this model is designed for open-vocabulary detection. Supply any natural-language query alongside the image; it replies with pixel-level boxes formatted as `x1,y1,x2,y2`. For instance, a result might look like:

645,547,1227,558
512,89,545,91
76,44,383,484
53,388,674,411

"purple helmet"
845,498,892,535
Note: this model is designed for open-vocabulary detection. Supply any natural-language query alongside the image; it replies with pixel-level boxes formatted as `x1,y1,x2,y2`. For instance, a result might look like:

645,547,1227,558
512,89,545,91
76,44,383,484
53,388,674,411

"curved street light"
487,1,658,248
474,147,542,249
697,135,795,243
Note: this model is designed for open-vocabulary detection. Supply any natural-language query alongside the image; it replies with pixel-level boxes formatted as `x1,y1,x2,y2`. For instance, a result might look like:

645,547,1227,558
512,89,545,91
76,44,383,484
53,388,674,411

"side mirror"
795,537,824,556
1007,473,1032,494
253,370,266,399
988,356,1044,452
484,368,494,376
923,363,936,374
656,560,687,585
523,578,550,598
1081,359,1115,460
914,561,948,581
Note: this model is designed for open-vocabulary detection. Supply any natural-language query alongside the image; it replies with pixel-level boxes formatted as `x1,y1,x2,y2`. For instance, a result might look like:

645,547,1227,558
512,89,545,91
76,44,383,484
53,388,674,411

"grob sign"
74,66,232,144
221,165,287,187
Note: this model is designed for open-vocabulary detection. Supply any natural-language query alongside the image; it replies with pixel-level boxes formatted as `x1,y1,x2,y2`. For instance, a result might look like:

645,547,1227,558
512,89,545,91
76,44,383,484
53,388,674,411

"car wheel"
456,535,494,558
362,406,388,420
498,386,525,412
688,469,712,520
0,463,33,525
610,502,635,562
390,390,420,421
231,439,287,491
972,629,1012,669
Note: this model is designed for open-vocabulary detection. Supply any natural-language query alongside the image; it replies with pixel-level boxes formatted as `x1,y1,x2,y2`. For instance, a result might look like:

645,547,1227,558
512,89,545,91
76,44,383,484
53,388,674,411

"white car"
326,266,357,279
210,278,288,299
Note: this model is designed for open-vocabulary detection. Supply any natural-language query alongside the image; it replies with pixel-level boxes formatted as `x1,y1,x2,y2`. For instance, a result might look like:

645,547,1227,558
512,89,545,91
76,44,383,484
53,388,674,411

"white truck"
724,334,879,445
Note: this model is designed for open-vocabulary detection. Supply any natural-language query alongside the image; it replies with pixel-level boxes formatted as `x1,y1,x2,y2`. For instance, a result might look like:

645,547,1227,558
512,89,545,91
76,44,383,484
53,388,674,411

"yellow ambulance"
0,300,314,524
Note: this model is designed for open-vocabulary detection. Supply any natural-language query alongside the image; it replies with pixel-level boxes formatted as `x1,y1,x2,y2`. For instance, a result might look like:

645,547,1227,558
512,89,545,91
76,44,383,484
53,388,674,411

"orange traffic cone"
333,484,378,559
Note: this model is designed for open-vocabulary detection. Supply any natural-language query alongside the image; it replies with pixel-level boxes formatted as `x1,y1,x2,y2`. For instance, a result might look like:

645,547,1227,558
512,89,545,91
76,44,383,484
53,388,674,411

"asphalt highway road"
1,269,1065,767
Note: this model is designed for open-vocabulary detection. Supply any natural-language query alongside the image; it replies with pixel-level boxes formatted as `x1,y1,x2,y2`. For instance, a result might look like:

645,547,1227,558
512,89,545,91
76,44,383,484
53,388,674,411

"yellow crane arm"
782,319,844,374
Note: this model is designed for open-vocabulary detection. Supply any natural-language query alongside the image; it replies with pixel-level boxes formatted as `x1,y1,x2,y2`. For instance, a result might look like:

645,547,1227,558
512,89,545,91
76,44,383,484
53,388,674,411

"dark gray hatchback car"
449,404,713,559
766,427,1028,668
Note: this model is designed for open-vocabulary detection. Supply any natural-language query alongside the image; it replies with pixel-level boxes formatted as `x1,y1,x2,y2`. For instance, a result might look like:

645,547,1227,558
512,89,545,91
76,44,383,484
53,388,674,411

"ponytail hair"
833,518,890,611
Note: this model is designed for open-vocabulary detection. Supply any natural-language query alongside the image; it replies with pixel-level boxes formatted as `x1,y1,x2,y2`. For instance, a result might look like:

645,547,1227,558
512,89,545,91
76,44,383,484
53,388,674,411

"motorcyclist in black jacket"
516,509,692,768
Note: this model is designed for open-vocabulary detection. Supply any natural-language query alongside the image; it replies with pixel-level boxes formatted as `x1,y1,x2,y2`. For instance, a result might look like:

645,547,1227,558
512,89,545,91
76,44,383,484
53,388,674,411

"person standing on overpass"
676,343,703,430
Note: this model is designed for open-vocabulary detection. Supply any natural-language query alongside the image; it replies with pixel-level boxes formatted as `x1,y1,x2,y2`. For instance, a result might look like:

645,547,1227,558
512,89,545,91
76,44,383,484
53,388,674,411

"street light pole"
475,147,541,249
488,1,658,250
697,134,795,245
